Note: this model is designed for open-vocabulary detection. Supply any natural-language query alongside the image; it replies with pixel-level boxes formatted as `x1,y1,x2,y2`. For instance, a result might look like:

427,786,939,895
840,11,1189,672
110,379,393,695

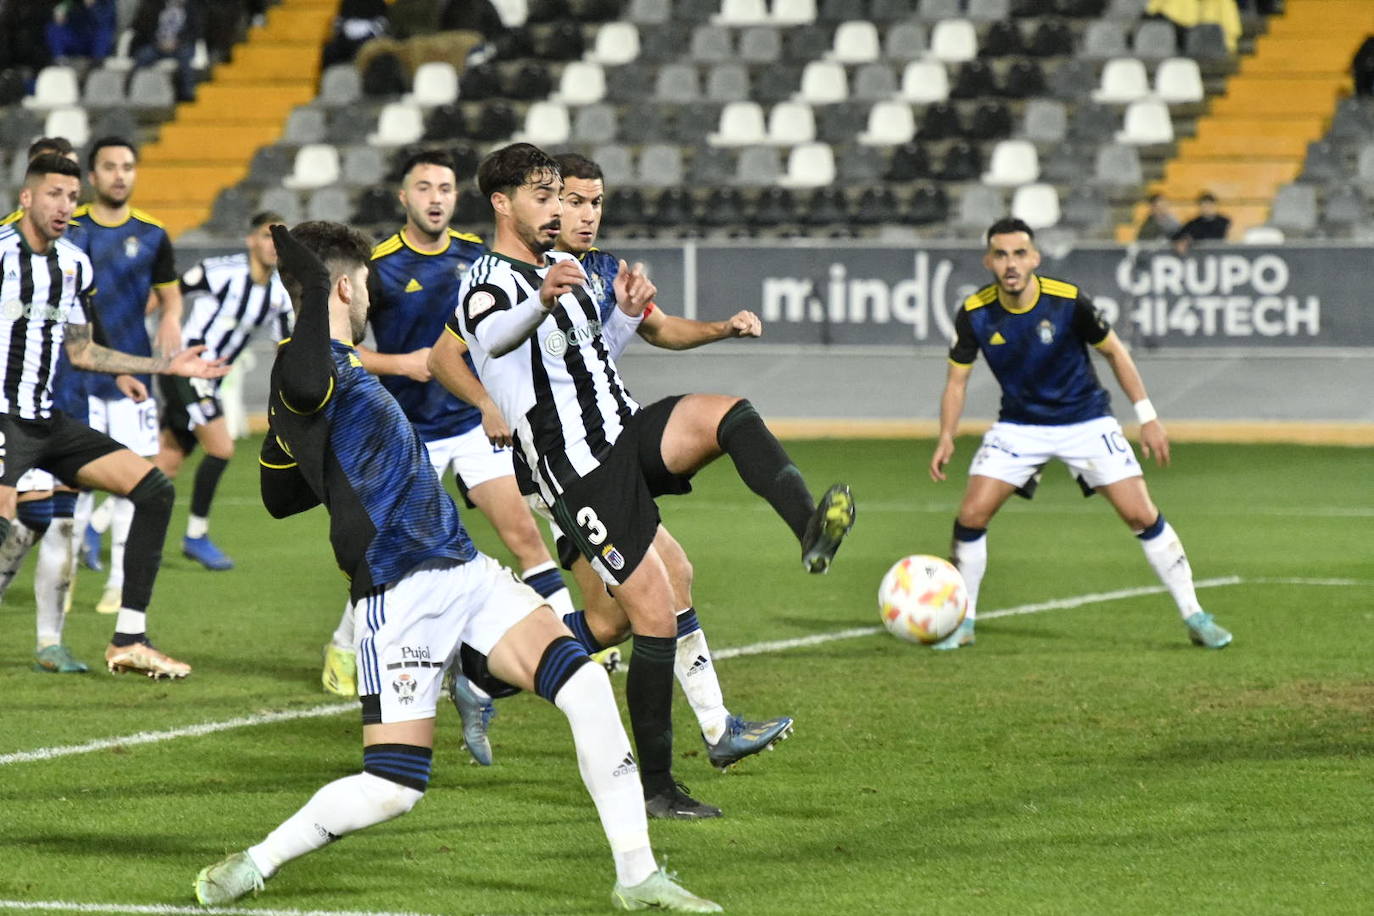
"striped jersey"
0,224,94,419
447,249,638,502
180,253,291,374
71,205,177,398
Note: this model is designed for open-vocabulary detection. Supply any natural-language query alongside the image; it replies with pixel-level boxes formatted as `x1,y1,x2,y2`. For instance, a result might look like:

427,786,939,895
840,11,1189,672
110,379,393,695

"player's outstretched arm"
64,323,229,379
1094,331,1170,467
638,308,762,351
270,225,335,413
931,362,973,482
429,331,513,447
356,344,432,382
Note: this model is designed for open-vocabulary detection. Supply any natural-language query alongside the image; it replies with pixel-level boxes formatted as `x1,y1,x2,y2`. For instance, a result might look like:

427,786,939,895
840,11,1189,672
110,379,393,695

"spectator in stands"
1173,192,1231,250
440,0,507,42
321,0,389,68
1137,194,1182,243
1354,36,1374,96
46,0,117,63
132,0,205,102
1,0,59,71
1146,0,1241,53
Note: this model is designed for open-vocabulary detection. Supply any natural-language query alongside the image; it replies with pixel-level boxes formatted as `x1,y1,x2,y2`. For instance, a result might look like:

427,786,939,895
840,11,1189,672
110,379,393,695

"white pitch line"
0,902,430,916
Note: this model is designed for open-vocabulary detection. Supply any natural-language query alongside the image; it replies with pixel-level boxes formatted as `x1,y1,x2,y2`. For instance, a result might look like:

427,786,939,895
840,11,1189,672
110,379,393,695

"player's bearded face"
984,232,1040,295
21,174,79,242
91,148,136,207
346,266,370,344
400,164,457,239
511,176,562,255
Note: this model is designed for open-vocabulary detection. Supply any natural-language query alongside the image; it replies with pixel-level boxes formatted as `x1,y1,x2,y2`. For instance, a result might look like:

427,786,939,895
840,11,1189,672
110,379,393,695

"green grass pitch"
1,437,1371,915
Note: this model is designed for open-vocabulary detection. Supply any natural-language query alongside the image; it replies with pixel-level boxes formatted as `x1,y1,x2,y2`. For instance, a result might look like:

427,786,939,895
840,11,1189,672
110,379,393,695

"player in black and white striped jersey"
0,153,227,678
434,144,855,819
153,211,291,571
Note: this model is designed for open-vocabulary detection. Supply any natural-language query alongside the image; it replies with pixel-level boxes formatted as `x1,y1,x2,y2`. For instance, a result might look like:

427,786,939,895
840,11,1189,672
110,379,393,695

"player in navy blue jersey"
319,149,573,704
929,218,1232,650
193,222,720,913
72,136,185,616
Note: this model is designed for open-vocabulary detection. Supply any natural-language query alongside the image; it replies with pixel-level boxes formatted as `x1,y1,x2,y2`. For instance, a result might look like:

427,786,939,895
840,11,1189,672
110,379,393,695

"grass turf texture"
1,437,1371,915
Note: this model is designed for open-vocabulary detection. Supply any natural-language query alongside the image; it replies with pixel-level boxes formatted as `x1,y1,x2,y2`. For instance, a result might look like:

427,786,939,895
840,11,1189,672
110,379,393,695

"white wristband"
1133,398,1158,425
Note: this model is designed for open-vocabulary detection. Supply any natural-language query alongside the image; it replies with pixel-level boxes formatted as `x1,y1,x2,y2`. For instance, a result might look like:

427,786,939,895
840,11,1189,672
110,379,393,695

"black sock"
626,634,676,796
121,469,175,612
716,399,814,542
190,455,229,520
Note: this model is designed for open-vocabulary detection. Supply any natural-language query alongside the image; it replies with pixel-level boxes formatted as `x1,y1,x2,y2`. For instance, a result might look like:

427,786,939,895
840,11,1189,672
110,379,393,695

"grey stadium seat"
284,107,326,145
573,103,618,144
637,144,685,187
1132,20,1177,60
1302,140,1343,183
689,146,734,184
739,27,781,63
259,187,303,224
1092,143,1143,187
654,64,701,102
1048,58,1094,100
735,146,783,185
837,145,884,183
690,26,733,63
852,64,897,101
1022,99,1067,144
1357,143,1374,184
707,64,751,102
628,0,670,23
319,65,361,106
128,68,174,108
1060,186,1110,230
884,22,927,62
956,185,1005,230
307,187,353,223
917,0,961,20
342,146,386,187
83,68,126,106
590,144,635,185
1322,184,1366,227
1081,21,1128,60
1269,184,1318,235
967,0,1010,21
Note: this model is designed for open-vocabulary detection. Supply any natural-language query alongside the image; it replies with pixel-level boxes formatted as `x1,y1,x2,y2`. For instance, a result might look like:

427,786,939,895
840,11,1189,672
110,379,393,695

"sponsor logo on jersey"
544,329,568,356
989,331,1006,345
0,300,65,322
124,235,140,259
392,672,418,704
544,320,603,357
405,277,423,293
1037,319,1054,344
601,543,625,570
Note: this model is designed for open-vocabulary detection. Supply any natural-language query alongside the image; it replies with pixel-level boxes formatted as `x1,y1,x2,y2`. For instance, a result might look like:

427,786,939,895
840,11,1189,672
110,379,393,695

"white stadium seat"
1154,57,1204,104
982,139,1040,187
708,101,767,146
554,61,607,105
899,60,949,103
858,101,916,146
23,66,80,110
795,60,848,104
1115,98,1174,144
367,101,425,147
587,21,640,65
828,21,881,64
1091,57,1150,104
766,101,816,145
714,0,770,25
282,144,341,191
771,0,817,24
930,19,978,63
409,62,458,107
44,108,89,148
778,142,836,188
517,100,572,145
1011,183,1062,229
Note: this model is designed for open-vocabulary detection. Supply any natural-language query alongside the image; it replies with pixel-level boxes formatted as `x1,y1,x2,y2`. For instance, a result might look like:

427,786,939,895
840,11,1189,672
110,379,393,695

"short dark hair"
280,221,373,307
26,153,82,184
398,148,457,184
87,136,138,171
1197,192,1217,204
250,210,284,229
985,217,1036,246
28,136,75,161
553,153,603,183
1147,192,1164,205
477,143,561,199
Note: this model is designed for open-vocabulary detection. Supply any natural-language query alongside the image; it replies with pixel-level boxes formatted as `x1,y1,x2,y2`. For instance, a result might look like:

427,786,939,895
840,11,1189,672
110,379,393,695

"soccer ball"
877,555,968,645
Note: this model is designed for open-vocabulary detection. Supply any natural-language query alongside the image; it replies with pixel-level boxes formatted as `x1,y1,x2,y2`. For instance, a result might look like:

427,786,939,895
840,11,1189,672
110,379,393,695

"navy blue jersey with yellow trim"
261,339,476,601
71,205,177,398
578,249,620,322
367,229,485,441
949,276,1112,426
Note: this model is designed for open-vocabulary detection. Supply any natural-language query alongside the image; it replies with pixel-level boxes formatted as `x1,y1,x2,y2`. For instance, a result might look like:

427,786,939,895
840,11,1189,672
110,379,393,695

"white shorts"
969,416,1142,493
423,425,514,491
17,468,54,493
88,395,160,457
355,553,546,724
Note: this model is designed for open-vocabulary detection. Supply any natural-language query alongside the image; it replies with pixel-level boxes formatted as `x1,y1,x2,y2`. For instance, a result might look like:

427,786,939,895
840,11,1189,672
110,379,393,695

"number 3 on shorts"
576,506,607,545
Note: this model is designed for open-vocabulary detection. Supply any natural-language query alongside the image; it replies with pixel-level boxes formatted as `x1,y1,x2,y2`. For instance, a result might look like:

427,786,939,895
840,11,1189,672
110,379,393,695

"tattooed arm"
64,323,228,379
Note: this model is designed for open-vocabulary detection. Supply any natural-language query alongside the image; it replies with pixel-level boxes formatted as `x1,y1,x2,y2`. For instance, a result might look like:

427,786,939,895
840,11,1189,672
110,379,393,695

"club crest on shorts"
392,672,418,704
1038,319,1054,344
600,543,625,570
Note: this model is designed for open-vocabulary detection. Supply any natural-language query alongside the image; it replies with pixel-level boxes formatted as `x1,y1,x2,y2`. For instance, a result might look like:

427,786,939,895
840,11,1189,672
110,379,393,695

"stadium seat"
587,21,641,64
1301,140,1342,184
982,139,1039,186
739,26,782,63
353,186,401,225
1041,143,1092,183
362,53,408,96
1081,21,1128,60
766,102,816,145
1154,58,1204,105
709,101,767,146
44,108,89,148
921,101,964,140
1104,0,1146,18
247,146,292,187
980,20,1024,58
691,25,733,63
1241,225,1284,244
410,62,459,107
796,61,848,104
459,62,501,101
307,187,352,223
939,140,982,180
424,103,466,140
619,103,670,143
751,186,797,228
707,64,751,102
886,141,931,181
654,64,701,102
503,62,553,101
818,0,864,22
735,146,784,185
23,67,80,110
368,102,426,147
128,69,174,108
1132,20,1177,61
208,187,253,233
602,187,646,227
1269,184,1317,235
838,145,885,183
950,60,996,99
917,0,961,18
328,107,373,143
968,0,1011,20
1060,186,1110,230
930,19,978,63
907,183,949,224
1092,143,1143,187
1047,58,1093,100
517,100,572,145
814,103,866,142
1357,144,1374,186
591,144,634,184
955,185,1004,230
1021,99,1067,144
829,21,881,63
342,146,386,187
872,0,914,18
573,103,618,143
899,61,949,103
670,102,718,143
714,0,770,25
859,101,915,146
1002,60,1050,98
1011,183,1061,229
700,186,747,227
690,146,735,184
83,69,126,107
554,61,606,104
1092,58,1150,104
884,22,927,61
805,187,851,225
260,187,304,224
779,143,836,188
91,109,137,142
492,0,530,25
283,144,342,191
852,63,897,101
1027,19,1073,57
1116,99,1173,145
754,63,801,102
536,21,586,60
105,28,135,73
628,0,670,23
784,27,830,62
968,101,1012,140
637,144,685,187
284,108,327,145
772,0,819,25
1323,184,1366,228
1184,24,1229,61
852,186,899,225
650,187,693,224
527,0,568,23
1068,102,1117,141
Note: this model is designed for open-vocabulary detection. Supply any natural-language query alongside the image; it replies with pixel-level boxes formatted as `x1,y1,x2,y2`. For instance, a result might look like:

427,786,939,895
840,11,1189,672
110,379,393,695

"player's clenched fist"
539,259,585,309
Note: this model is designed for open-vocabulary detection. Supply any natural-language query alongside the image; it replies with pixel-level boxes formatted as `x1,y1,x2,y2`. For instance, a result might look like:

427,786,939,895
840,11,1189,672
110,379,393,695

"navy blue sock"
534,635,591,702
50,490,77,519
562,610,605,653
362,743,432,792
1136,513,1166,540
523,564,566,598
18,497,54,536
676,607,701,638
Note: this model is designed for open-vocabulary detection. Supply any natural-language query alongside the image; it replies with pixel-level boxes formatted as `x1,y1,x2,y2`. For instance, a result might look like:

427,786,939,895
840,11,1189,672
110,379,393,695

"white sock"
952,530,988,622
105,497,134,591
89,495,113,534
0,521,39,602
34,519,74,648
66,493,92,614
553,663,656,887
1137,518,1202,621
246,771,422,879
675,611,729,744
186,514,208,539
331,600,355,650
115,607,146,637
